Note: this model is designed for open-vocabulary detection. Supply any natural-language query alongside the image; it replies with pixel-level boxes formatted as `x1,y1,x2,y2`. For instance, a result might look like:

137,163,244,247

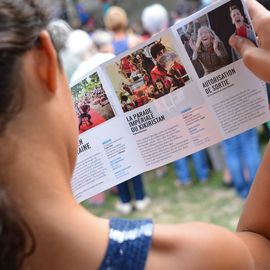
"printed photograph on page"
71,71,115,134
106,32,192,113
176,0,255,78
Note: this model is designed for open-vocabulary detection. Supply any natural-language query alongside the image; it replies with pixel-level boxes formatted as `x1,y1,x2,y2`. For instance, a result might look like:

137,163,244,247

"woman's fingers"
230,34,270,82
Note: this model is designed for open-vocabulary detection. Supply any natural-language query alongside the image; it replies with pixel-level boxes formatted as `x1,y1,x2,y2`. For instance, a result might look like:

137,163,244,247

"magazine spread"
70,0,270,202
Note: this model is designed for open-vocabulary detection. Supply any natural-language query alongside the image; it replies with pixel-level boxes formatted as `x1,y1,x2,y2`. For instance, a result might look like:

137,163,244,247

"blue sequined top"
99,218,153,270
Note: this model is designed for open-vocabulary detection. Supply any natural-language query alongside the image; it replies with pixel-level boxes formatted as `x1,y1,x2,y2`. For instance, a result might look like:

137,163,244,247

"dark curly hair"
150,41,166,60
0,185,36,269
0,0,52,268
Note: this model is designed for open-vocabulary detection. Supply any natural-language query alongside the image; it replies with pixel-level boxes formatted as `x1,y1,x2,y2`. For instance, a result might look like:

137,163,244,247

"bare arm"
146,2,270,269
237,144,270,269
229,0,270,268
145,222,253,270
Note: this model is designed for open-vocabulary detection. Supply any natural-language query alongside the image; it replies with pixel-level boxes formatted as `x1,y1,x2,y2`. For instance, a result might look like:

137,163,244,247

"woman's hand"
229,0,270,82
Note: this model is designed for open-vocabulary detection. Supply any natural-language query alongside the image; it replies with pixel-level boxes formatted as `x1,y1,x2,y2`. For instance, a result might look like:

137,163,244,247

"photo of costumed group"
106,33,191,113
177,0,255,78
71,72,115,134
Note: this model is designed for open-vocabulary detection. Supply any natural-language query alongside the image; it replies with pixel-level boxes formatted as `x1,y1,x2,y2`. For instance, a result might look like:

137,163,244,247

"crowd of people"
1,0,270,269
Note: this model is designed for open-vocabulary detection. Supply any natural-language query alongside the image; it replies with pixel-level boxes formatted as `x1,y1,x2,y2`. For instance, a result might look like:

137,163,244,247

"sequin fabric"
99,218,153,270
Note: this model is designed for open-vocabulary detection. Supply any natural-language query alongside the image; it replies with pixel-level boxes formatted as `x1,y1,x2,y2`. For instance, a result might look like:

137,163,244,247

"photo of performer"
117,55,137,79
71,72,115,134
78,104,93,134
229,5,256,61
193,26,230,77
161,52,188,86
106,35,191,113
150,42,188,90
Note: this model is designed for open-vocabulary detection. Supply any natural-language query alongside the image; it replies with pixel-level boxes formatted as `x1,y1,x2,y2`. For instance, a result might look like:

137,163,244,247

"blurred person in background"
174,150,209,187
100,0,112,16
104,6,142,56
68,30,114,83
47,20,80,82
222,129,261,198
141,3,169,38
91,29,114,54
67,29,96,63
104,5,150,214
171,1,195,24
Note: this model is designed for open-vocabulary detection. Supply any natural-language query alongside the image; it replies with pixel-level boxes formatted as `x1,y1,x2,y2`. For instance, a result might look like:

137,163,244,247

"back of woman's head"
0,0,50,268
0,0,50,133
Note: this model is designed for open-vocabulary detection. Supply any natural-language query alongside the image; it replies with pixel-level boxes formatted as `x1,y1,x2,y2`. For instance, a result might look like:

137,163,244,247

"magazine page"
171,0,270,139
102,28,223,173
70,0,270,201
70,68,145,202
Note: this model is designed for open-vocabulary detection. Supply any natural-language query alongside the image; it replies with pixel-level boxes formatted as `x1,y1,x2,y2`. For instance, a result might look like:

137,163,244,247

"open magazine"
70,0,270,202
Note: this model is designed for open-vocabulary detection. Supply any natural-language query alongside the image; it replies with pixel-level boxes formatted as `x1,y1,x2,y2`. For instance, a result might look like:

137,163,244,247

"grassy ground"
82,128,268,232
83,164,244,232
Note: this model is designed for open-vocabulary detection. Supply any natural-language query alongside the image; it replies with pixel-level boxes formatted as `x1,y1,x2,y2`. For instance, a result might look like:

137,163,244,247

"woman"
193,26,230,76
1,0,270,269
104,6,141,56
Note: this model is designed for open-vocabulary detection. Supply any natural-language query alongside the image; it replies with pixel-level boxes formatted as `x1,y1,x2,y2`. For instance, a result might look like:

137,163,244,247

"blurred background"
49,0,270,232
48,0,200,31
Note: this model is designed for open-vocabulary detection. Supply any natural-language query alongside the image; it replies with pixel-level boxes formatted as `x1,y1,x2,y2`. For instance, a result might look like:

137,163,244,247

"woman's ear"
35,30,58,93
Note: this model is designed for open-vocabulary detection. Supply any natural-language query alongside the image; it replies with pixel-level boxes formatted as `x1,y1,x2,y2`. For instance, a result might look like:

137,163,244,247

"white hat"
47,19,72,51
70,53,115,83
91,30,113,48
66,29,93,59
141,4,169,35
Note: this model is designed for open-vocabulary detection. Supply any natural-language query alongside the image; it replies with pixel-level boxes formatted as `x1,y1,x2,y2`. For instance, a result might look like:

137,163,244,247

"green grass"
83,164,244,231
82,128,268,232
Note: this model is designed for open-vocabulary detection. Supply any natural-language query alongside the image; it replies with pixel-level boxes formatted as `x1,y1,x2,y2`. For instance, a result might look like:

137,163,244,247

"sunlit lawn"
83,164,244,231
82,127,268,232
